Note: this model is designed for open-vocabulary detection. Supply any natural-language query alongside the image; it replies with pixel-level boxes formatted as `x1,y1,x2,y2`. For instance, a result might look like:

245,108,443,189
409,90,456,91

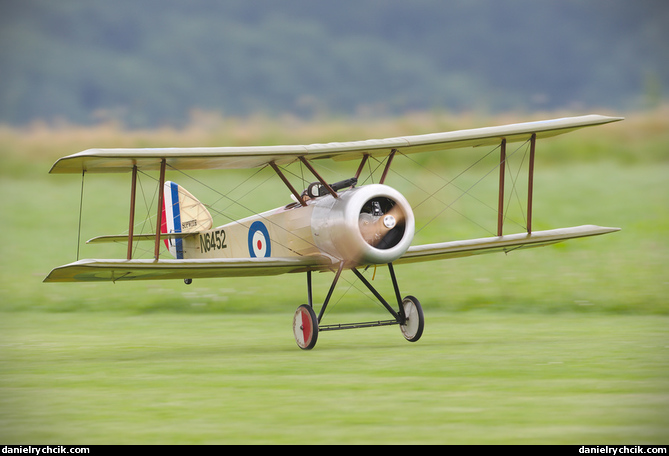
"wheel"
293,304,319,350
400,295,424,342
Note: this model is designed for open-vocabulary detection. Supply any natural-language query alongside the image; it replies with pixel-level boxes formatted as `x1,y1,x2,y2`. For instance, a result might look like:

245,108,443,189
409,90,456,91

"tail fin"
161,181,213,258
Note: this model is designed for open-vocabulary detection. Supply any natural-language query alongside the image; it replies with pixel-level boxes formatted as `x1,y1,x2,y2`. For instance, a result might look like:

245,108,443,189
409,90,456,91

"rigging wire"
132,170,159,258
503,140,531,229
392,151,498,236
106,162,320,259
167,162,323,256
358,154,388,186
401,139,532,236
206,164,268,215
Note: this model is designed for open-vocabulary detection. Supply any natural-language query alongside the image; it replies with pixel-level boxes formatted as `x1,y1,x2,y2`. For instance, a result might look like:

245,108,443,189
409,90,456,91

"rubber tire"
293,304,319,350
400,295,424,342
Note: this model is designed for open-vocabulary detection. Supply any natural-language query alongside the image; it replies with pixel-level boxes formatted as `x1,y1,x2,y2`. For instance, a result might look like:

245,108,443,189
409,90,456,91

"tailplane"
161,181,213,258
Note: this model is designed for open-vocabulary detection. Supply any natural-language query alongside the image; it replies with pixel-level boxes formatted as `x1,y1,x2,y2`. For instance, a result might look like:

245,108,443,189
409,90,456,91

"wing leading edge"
43,255,336,283
49,115,623,174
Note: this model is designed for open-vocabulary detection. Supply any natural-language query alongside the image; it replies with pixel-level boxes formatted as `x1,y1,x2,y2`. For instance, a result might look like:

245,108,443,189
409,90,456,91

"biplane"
44,115,622,349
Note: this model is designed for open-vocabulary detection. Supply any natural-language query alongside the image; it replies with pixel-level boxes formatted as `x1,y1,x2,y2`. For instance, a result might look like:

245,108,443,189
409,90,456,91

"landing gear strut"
292,263,424,350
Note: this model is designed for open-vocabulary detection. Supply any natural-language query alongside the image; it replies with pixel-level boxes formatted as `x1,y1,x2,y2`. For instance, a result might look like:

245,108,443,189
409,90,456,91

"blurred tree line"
1,0,667,127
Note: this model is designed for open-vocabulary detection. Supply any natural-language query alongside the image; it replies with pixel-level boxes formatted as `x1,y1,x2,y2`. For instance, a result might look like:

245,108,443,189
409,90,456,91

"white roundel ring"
248,221,271,258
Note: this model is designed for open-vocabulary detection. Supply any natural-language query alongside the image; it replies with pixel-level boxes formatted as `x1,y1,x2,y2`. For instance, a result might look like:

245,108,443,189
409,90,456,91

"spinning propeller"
358,202,406,248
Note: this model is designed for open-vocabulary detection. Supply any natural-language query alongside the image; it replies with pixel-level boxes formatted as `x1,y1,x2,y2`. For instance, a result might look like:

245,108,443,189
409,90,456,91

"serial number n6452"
199,229,227,253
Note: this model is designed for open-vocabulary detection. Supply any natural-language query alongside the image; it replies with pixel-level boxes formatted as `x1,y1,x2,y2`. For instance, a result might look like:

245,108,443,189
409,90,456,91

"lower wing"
396,225,619,264
44,225,618,282
43,255,335,283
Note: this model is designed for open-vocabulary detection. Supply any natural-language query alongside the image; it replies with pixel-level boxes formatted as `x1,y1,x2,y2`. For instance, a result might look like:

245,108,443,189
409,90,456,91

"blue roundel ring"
248,221,271,258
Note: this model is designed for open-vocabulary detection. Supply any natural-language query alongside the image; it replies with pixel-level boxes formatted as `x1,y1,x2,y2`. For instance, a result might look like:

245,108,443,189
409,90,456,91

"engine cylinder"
310,184,415,266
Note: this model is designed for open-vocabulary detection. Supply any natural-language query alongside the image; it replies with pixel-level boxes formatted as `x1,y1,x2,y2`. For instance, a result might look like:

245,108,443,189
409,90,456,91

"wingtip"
593,114,625,124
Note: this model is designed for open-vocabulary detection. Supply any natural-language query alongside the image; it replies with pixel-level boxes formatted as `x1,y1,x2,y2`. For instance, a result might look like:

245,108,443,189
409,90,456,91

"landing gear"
291,264,424,349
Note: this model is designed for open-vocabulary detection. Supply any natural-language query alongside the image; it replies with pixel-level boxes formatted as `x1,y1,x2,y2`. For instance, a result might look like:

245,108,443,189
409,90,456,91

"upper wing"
43,255,336,283
395,225,620,264
49,115,623,174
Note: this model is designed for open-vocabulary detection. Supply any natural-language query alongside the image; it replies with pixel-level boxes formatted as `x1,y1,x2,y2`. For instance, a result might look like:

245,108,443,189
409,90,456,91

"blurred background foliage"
1,0,667,128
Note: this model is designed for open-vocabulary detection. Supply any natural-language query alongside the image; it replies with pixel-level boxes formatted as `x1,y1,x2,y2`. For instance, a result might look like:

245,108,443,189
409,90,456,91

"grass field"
1,312,667,444
1,110,668,444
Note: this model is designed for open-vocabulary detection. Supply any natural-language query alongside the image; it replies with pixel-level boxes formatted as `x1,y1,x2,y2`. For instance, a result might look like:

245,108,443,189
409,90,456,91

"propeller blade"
359,204,405,247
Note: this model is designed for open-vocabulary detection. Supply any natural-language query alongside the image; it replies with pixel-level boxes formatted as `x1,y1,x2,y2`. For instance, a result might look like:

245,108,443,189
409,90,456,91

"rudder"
161,181,213,258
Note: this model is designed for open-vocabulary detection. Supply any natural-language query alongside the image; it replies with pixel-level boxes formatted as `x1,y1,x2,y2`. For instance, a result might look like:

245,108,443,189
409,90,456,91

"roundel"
248,221,271,258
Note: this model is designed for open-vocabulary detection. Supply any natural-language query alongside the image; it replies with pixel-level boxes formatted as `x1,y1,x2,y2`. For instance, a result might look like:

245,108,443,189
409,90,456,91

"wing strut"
496,133,537,236
298,156,338,199
127,165,138,260
379,149,397,184
527,134,536,234
497,139,507,236
76,170,86,261
269,161,307,206
354,154,370,180
154,159,166,260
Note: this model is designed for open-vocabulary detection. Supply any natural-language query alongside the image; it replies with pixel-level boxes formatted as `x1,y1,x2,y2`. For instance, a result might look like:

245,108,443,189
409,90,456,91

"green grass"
1,112,668,444
1,312,667,444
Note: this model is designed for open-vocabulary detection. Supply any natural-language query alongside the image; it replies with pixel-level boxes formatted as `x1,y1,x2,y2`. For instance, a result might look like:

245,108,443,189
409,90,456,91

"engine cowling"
310,184,415,266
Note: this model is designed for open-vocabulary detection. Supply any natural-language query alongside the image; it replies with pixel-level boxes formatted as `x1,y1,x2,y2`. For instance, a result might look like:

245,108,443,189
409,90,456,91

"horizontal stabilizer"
87,232,197,244
396,225,620,264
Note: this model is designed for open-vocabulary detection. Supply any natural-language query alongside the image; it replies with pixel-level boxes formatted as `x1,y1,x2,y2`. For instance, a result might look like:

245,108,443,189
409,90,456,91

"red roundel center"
257,240,263,250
